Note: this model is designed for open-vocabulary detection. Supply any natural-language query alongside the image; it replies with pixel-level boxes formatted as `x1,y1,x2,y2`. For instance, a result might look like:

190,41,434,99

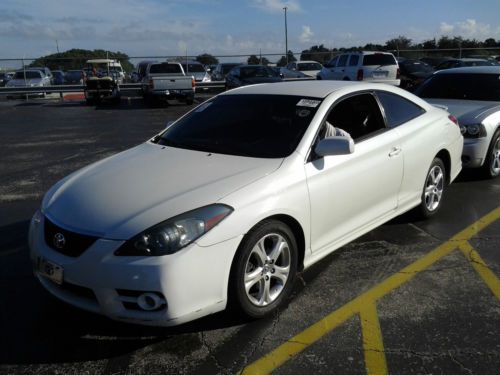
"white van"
317,51,400,86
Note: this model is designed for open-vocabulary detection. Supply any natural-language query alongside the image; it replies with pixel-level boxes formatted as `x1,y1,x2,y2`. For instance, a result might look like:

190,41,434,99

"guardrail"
0,82,228,96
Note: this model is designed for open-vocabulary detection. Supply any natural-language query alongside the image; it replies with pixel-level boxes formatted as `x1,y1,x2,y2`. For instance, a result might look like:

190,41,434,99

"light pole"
283,6,288,64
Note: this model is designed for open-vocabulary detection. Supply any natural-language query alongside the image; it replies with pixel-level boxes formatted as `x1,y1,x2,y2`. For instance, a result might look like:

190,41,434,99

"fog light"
137,293,163,311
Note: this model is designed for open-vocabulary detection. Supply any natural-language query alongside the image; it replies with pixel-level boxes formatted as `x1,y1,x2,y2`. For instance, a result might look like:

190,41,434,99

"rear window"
416,73,500,101
297,63,322,71
363,54,396,66
149,63,182,74
222,64,240,74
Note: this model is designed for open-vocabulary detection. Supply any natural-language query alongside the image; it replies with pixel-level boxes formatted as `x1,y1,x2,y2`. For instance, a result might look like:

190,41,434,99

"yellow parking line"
360,301,388,375
459,240,500,300
240,206,500,375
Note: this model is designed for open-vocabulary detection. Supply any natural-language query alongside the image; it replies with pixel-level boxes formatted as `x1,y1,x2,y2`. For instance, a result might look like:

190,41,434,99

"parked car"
416,66,500,178
398,59,434,91
5,70,51,98
316,51,400,86
225,65,282,90
435,58,495,71
142,62,195,105
419,56,454,68
286,60,323,77
0,72,14,87
278,67,311,79
65,70,85,84
52,70,65,85
28,66,53,84
29,81,462,327
211,63,241,81
180,61,211,84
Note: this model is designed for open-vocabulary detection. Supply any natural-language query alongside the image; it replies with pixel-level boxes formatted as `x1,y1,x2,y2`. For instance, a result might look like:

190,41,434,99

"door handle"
388,147,402,157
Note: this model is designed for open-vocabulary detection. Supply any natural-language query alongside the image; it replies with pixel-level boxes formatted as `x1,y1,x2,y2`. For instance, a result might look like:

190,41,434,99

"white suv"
317,51,400,86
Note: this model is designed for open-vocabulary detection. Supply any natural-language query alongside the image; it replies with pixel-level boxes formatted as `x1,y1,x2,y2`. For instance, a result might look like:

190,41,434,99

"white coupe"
29,81,463,326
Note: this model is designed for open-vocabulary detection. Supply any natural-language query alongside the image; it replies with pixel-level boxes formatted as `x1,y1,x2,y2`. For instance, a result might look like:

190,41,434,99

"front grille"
44,217,98,257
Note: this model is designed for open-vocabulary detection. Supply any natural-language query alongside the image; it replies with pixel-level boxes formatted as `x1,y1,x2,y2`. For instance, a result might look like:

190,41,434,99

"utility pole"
56,39,60,53
283,6,288,64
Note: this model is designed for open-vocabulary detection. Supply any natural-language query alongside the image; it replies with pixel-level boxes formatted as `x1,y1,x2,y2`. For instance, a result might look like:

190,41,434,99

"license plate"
37,257,64,284
372,71,388,78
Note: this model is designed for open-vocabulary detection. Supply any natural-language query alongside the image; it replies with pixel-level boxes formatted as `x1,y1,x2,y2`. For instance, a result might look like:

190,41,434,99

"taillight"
191,78,196,88
396,67,400,79
357,69,364,81
448,114,459,126
149,79,154,89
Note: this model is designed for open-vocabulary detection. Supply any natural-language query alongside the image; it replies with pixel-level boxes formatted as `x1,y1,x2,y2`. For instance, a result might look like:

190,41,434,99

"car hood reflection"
42,142,283,239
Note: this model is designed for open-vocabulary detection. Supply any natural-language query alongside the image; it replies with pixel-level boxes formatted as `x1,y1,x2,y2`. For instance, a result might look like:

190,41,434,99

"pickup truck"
142,62,195,105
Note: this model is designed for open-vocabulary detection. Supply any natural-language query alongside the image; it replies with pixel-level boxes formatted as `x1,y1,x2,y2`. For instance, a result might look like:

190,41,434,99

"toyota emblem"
53,233,66,249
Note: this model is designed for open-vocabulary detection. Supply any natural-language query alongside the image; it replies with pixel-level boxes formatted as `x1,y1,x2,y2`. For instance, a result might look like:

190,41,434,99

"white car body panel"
30,81,463,326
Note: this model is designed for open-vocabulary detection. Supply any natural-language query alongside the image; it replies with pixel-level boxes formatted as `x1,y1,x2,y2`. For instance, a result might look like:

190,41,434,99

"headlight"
460,123,486,138
115,204,233,256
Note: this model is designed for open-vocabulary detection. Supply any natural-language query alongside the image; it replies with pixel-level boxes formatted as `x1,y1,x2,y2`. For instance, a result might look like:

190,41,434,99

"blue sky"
0,0,499,64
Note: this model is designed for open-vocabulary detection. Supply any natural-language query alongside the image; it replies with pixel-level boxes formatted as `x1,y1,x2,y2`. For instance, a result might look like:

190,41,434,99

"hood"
42,143,282,239
242,76,282,84
425,99,500,124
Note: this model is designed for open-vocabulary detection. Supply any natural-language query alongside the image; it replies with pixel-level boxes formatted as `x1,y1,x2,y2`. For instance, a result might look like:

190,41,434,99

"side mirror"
279,73,284,79
315,136,354,157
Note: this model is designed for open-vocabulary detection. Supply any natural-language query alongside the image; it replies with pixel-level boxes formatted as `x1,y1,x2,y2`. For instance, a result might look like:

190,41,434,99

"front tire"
417,157,446,219
483,129,500,178
230,220,298,319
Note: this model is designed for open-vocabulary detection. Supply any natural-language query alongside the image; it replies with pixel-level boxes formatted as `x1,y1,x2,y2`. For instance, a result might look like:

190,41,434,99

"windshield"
157,94,322,158
182,64,205,73
14,71,41,79
417,73,500,101
363,54,396,66
401,61,434,73
298,63,322,71
240,66,278,79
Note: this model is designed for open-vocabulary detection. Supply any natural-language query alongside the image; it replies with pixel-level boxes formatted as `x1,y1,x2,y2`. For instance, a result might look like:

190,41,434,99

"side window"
376,91,425,128
337,54,349,67
325,93,386,142
327,56,338,67
349,55,359,66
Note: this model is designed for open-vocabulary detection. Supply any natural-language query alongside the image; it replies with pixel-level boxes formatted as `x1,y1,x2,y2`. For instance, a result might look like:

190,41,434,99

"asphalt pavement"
0,95,499,375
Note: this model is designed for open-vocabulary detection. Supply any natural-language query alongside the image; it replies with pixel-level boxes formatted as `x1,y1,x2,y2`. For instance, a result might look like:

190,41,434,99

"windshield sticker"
195,102,213,112
297,99,320,108
296,109,311,118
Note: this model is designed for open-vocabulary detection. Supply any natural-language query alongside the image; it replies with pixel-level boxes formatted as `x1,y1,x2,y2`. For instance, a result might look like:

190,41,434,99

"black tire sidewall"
484,129,500,178
230,220,298,319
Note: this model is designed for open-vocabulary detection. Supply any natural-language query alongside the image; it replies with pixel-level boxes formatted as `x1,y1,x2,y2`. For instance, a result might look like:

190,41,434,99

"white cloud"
299,25,313,43
439,19,500,39
251,0,301,13
440,22,454,34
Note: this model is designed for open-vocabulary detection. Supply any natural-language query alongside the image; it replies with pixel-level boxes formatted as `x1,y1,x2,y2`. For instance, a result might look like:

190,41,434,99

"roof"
221,80,371,98
434,66,500,75
86,59,117,64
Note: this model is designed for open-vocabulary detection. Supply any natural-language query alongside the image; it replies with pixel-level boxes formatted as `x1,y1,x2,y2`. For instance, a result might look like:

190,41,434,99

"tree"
247,55,260,65
29,49,134,72
385,36,412,51
421,38,437,50
196,53,219,66
300,44,330,63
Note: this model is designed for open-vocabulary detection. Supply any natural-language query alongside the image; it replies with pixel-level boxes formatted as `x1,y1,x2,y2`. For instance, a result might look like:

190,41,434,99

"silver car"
5,70,51,98
416,66,500,178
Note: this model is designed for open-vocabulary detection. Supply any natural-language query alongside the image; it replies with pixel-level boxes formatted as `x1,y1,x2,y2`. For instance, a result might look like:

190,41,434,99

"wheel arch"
435,149,451,185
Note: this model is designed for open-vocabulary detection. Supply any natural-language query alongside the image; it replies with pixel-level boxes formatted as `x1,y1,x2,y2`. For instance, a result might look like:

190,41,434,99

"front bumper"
29,214,242,326
461,137,489,168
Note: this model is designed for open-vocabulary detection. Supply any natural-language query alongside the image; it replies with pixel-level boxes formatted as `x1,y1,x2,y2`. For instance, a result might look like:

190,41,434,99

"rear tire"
230,220,298,319
416,157,446,219
482,129,500,178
